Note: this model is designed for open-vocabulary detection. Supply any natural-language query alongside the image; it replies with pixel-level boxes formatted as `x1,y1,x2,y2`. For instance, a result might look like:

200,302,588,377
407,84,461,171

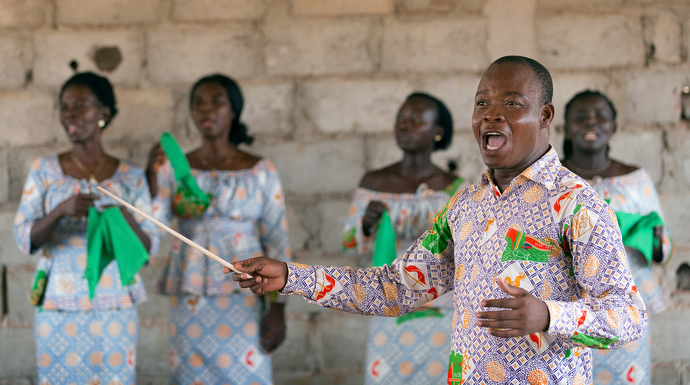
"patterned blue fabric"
152,158,291,384
153,159,291,297
588,169,671,385
168,294,271,385
365,310,453,384
13,155,158,311
35,307,138,384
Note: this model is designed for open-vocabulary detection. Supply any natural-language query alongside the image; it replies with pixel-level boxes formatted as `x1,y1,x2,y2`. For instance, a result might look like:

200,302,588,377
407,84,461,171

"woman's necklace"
197,151,235,171
72,153,106,184
563,158,612,176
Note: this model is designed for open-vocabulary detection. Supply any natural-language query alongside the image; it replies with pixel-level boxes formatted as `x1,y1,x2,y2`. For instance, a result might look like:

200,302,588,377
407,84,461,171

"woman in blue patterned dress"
562,90,672,385
13,72,159,384
342,92,466,384
147,74,291,385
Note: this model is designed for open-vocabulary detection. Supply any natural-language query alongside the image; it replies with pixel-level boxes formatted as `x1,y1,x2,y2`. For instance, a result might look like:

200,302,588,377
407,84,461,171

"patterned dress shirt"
283,148,647,385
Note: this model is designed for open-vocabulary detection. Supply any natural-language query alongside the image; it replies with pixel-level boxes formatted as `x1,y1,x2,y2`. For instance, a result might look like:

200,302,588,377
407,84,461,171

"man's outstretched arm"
228,230,456,317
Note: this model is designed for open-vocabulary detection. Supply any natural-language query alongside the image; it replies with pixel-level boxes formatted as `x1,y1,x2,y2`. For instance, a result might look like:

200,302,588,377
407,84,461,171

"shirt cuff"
543,300,573,337
281,262,316,299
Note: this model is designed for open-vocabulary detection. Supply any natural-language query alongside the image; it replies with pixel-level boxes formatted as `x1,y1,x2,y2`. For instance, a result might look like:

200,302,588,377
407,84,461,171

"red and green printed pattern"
501,227,551,263
342,227,357,251
447,349,463,384
172,185,212,219
422,202,453,255
570,332,619,349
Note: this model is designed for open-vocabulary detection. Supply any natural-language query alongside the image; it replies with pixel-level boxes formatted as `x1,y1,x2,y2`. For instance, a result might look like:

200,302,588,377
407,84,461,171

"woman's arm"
127,170,161,256
639,170,672,264
117,206,151,252
146,143,166,198
14,157,98,253
342,190,379,256
30,194,97,250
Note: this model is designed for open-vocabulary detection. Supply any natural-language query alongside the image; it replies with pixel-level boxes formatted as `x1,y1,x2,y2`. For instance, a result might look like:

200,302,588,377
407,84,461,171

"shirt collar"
480,146,561,192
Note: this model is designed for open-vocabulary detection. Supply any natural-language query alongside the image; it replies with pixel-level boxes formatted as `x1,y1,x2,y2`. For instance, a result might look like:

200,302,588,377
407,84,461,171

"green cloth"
160,132,211,218
371,210,397,267
396,307,444,325
441,176,465,197
615,211,664,264
85,207,149,300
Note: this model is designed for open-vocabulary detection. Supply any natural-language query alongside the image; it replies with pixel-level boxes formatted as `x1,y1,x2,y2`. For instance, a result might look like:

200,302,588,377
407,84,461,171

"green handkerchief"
371,210,397,267
615,211,664,263
396,307,444,325
160,132,211,218
85,207,149,300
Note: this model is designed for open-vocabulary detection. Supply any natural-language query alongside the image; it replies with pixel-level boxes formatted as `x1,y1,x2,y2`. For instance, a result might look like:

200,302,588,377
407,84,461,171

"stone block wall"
1,0,690,383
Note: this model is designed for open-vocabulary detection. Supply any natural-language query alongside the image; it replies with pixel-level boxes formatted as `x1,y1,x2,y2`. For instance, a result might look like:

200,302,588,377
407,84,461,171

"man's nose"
483,105,505,123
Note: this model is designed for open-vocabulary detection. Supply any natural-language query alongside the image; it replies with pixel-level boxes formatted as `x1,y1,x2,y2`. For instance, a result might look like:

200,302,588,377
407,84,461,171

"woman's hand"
146,142,166,197
260,302,286,353
56,194,98,217
362,200,386,236
147,142,166,174
30,193,98,250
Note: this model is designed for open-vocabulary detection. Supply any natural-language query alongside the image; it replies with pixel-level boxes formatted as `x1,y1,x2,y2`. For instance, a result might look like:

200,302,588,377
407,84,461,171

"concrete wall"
1,0,690,384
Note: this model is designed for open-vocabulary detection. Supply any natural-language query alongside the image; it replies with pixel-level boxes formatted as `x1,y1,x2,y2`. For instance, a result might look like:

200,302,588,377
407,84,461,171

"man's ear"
540,103,555,130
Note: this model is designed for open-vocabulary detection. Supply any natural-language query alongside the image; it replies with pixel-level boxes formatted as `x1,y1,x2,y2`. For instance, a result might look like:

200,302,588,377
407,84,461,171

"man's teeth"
486,133,501,150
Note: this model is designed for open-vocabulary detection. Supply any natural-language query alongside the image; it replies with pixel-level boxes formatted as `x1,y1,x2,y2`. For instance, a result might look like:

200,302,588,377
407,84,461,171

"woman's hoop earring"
434,134,442,142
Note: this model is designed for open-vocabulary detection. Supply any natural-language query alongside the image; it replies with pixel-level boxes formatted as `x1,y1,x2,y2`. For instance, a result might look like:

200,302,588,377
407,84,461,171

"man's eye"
476,101,486,106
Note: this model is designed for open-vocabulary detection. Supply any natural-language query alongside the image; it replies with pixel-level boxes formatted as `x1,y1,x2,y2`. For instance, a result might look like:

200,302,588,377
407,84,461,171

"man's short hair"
491,56,553,106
